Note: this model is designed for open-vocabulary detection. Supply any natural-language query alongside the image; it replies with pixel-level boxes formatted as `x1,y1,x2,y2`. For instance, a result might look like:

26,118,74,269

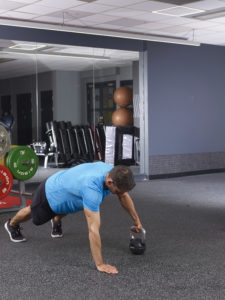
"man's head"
105,165,136,195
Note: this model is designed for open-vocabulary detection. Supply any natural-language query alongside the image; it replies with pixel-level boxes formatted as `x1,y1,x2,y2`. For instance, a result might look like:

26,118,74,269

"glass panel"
103,86,115,109
0,40,144,172
0,39,37,145
103,110,113,123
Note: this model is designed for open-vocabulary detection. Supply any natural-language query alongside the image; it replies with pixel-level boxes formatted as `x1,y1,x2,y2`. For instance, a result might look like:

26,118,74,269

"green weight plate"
6,146,39,180
0,125,10,158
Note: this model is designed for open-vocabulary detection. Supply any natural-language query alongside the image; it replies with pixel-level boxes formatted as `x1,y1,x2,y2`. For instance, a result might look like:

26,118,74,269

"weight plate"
6,146,39,180
0,165,13,200
0,125,10,158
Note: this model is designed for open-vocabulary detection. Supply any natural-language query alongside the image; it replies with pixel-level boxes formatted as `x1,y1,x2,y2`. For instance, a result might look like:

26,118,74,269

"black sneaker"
4,219,26,243
51,219,63,238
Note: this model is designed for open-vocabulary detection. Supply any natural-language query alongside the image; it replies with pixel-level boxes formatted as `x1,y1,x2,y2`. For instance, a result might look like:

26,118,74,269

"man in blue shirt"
4,162,142,274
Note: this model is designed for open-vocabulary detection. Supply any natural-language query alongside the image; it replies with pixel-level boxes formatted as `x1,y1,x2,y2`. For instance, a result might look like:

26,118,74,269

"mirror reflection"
0,39,141,173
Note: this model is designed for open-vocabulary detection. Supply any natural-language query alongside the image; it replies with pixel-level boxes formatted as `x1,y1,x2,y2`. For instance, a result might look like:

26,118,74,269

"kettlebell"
129,227,146,255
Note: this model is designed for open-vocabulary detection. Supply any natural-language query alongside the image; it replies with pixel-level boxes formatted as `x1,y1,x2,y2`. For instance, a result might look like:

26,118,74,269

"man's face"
108,184,124,195
106,180,126,196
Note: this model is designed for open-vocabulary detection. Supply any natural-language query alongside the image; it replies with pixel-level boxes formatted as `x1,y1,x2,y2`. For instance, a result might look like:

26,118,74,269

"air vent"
154,0,201,4
0,58,16,64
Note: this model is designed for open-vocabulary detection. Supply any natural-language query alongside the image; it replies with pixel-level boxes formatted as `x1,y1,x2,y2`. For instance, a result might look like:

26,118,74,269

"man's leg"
5,206,31,242
10,206,32,226
51,214,67,238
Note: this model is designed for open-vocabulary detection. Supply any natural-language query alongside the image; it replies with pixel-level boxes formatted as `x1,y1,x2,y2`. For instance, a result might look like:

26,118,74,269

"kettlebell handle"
130,227,146,242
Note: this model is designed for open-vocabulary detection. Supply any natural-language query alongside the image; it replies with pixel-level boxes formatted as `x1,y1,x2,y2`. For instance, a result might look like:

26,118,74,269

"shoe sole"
51,233,63,238
4,222,27,243
51,219,63,238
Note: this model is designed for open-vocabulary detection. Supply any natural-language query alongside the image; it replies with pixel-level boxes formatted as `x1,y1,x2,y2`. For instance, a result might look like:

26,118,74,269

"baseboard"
149,168,225,180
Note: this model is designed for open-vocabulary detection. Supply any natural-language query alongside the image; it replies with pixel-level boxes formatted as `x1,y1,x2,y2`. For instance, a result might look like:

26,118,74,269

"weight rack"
0,180,33,213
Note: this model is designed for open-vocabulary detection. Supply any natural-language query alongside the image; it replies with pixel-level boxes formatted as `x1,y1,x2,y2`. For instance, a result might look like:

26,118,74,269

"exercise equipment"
6,146,38,181
112,108,133,127
129,227,146,255
0,125,10,157
114,87,132,107
0,165,13,200
115,126,135,166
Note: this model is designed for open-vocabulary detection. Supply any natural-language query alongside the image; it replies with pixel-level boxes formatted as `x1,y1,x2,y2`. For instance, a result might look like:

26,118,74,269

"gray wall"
147,42,225,175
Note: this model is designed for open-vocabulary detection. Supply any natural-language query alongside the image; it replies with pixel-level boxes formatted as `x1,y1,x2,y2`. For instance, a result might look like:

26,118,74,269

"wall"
147,42,225,175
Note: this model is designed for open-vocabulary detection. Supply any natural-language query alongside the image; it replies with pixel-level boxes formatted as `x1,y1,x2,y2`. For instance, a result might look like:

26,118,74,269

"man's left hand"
131,224,142,233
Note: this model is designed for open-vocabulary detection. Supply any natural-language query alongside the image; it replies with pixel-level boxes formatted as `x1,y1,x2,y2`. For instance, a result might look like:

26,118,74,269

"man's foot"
51,219,63,238
4,219,26,242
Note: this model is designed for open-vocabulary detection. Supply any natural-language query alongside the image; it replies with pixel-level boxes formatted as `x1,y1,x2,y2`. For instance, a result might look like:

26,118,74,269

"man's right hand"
97,264,118,274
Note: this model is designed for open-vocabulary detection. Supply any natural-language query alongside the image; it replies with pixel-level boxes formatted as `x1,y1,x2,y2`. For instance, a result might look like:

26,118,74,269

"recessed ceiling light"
152,6,205,17
191,9,225,20
9,43,46,51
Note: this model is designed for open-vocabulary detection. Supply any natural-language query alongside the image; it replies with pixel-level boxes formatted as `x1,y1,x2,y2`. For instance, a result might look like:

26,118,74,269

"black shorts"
31,180,56,226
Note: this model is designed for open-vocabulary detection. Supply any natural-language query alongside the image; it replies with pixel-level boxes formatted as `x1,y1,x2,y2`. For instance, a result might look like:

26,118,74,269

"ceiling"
1,0,225,46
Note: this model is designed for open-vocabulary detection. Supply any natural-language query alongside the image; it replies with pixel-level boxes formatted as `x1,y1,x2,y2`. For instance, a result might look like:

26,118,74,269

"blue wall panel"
147,42,225,155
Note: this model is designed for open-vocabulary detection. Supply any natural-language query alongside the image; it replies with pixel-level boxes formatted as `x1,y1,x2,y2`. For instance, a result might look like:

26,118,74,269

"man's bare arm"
84,207,118,274
118,192,142,232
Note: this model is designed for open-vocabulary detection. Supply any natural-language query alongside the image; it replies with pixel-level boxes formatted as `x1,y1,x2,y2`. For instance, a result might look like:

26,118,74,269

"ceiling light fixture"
191,9,225,20
9,43,46,50
0,18,200,46
152,6,205,17
1,48,110,60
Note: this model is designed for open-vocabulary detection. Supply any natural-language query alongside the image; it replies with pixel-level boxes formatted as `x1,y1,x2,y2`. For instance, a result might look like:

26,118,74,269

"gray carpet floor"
1,173,225,300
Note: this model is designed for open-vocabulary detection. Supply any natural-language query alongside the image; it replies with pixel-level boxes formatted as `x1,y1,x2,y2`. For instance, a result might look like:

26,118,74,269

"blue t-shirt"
45,162,113,214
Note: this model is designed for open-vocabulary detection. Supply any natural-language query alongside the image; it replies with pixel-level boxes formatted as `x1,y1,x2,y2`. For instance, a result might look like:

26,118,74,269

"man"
4,162,142,274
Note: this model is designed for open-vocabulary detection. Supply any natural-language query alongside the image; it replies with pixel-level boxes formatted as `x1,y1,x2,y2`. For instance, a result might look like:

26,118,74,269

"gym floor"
1,172,225,300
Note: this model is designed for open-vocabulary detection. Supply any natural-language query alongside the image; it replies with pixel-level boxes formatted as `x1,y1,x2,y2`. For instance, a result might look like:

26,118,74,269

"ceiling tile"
32,15,64,22
184,20,217,29
187,0,225,10
156,16,194,25
7,0,38,3
208,24,225,32
95,0,141,6
65,18,96,26
92,23,123,30
132,12,171,21
47,10,93,20
0,11,37,19
160,24,190,33
105,17,146,27
70,3,115,13
103,7,147,18
15,3,60,14
207,16,225,24
79,14,120,23
38,0,84,9
0,0,25,10
127,1,174,11
134,21,172,30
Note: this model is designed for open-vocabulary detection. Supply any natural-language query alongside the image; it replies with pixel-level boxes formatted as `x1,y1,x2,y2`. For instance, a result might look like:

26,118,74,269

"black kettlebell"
129,227,146,255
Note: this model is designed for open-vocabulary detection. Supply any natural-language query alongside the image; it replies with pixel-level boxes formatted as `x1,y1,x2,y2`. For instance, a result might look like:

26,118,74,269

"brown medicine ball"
113,87,132,107
112,107,133,127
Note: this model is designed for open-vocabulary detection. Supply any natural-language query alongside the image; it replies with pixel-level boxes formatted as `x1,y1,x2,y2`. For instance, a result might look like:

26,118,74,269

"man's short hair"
109,165,136,192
